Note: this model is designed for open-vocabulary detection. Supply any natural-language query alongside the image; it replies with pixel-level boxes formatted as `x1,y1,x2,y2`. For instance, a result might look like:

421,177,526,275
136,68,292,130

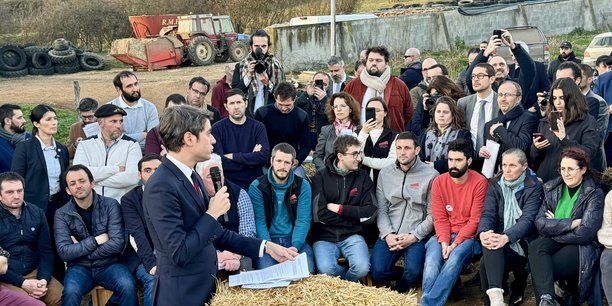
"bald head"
404,48,421,65
422,57,438,79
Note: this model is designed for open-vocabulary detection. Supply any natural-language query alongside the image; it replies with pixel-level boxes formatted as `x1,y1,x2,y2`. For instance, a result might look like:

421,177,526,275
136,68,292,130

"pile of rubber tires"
0,38,105,78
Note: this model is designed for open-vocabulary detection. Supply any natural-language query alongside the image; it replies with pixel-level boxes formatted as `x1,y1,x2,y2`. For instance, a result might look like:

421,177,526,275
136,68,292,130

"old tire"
79,52,104,71
54,61,80,74
48,49,77,64
52,39,70,51
50,49,74,56
188,36,215,66
31,52,53,69
28,66,54,75
214,53,230,63
0,67,28,78
0,44,27,71
24,46,50,58
229,40,248,62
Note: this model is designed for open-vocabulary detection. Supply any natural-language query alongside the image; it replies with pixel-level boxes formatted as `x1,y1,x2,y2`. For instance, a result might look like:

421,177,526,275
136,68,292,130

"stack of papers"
228,253,310,289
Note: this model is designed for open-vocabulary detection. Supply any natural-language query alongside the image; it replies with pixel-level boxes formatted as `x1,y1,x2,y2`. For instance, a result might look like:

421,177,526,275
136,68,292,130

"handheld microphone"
209,166,228,222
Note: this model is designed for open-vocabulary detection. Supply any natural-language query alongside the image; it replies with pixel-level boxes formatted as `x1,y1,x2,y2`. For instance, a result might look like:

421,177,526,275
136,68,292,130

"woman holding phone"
530,78,599,183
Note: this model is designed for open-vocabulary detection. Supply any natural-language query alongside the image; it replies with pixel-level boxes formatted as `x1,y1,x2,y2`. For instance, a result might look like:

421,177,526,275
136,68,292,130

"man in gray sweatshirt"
370,131,439,292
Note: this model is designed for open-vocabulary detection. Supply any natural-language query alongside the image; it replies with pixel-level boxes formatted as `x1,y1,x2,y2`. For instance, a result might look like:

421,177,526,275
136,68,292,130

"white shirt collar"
35,135,56,151
165,153,195,184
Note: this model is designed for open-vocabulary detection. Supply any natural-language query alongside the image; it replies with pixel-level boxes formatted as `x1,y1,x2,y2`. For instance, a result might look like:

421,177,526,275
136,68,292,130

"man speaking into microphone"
143,105,298,306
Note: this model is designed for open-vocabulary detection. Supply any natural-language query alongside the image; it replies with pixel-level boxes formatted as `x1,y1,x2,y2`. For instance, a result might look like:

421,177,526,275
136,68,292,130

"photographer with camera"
295,72,332,147
412,75,466,136
232,29,284,118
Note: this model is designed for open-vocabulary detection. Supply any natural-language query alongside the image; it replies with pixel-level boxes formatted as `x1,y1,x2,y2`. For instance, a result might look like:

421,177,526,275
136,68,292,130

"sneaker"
539,294,560,306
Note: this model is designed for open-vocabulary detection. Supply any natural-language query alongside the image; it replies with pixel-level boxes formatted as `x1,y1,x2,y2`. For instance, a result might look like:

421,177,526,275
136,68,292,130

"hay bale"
209,274,417,306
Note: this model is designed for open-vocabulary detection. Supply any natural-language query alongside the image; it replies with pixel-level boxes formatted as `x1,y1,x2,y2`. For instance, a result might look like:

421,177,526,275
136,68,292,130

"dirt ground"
0,63,229,110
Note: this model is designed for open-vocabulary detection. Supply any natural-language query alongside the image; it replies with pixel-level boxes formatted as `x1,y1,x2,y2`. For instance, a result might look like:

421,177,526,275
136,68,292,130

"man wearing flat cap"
548,41,582,83
73,104,142,202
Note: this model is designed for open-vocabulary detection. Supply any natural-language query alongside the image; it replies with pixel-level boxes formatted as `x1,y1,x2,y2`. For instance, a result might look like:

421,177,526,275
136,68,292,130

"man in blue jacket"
55,165,137,306
0,104,28,173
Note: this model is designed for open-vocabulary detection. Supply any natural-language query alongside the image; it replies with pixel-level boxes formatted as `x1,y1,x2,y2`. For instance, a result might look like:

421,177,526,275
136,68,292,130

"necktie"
476,100,487,150
190,171,202,200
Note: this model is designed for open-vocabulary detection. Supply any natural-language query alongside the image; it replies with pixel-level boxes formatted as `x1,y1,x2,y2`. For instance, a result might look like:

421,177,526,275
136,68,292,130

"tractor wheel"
0,44,27,71
188,36,215,66
28,66,55,76
52,39,70,51
31,52,53,69
214,53,230,63
24,46,50,58
79,52,105,71
0,67,28,78
48,49,77,64
54,60,80,74
229,40,248,62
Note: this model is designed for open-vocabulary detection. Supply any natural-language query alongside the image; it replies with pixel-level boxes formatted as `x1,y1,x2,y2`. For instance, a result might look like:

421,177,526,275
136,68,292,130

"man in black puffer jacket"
547,41,582,83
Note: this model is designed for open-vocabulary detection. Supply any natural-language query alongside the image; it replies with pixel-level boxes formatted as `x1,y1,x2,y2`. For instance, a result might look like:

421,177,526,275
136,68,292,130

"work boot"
539,294,560,306
486,288,506,306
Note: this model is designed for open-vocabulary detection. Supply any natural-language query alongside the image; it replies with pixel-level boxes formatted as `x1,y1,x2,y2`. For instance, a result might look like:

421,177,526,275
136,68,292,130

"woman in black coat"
528,147,604,306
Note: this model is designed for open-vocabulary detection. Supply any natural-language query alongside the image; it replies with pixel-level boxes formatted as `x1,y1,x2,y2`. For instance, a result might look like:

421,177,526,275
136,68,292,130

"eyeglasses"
404,55,414,59
190,88,208,96
342,151,362,159
498,92,519,98
333,104,349,110
471,73,491,80
558,167,580,174
81,115,95,120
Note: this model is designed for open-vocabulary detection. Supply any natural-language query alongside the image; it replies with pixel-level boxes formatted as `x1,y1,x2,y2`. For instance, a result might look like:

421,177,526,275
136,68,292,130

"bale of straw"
209,274,418,306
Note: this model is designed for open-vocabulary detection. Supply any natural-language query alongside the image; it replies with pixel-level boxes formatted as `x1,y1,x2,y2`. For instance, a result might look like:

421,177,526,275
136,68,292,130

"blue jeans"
421,235,474,306
370,238,425,292
256,237,315,273
313,234,370,282
602,249,612,306
62,263,137,306
134,264,154,306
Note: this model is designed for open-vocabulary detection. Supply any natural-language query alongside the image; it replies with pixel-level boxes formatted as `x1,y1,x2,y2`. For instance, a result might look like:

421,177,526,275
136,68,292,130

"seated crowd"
0,27,612,306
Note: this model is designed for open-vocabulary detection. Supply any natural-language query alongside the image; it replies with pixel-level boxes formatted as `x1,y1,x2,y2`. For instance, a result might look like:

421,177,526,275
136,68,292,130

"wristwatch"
0,246,10,258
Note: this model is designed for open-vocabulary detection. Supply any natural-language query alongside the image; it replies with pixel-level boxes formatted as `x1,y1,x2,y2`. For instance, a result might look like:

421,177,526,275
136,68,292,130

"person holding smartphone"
530,78,600,182
295,72,332,148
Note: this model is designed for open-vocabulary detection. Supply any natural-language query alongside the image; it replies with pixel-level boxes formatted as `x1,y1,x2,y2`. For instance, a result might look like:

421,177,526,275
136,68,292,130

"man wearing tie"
143,105,298,306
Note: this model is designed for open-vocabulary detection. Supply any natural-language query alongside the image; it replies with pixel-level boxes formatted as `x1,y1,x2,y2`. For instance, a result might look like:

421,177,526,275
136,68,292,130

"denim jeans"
62,263,137,306
134,264,155,306
370,238,425,292
256,237,315,273
602,249,612,306
421,235,475,306
313,234,370,282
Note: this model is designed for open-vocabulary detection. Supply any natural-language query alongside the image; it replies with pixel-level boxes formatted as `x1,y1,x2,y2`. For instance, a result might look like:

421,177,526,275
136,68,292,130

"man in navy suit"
143,105,298,306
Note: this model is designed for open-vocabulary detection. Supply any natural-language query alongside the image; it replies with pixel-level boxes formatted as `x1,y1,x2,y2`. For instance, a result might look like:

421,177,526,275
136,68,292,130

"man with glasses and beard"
344,46,413,133
67,98,98,160
108,71,159,151
0,104,28,173
186,77,221,124
212,89,269,190
421,138,488,306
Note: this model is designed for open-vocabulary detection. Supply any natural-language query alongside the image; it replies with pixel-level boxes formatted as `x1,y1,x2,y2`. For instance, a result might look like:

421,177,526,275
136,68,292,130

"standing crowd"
1,27,612,306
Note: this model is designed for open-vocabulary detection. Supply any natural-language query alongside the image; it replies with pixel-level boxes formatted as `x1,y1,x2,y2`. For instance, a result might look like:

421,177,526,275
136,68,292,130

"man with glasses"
409,57,438,110
547,41,582,83
311,135,377,282
479,80,538,173
187,76,221,124
67,98,98,159
399,48,423,90
296,72,332,147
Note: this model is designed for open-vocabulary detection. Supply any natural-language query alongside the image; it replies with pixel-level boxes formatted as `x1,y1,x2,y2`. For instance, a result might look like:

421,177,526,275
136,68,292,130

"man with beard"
212,89,269,190
344,46,413,133
311,135,377,282
371,132,439,292
73,104,142,202
55,165,137,306
0,104,28,173
547,41,582,83
399,48,423,90
108,71,159,151
67,98,98,159
421,138,487,306
248,143,314,272
232,29,285,117
211,64,236,119
186,77,221,124
328,56,352,94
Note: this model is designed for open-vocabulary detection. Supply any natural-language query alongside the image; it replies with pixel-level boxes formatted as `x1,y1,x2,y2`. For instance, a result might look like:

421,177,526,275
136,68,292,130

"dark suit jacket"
510,61,550,110
11,137,69,212
458,93,500,171
121,186,156,273
143,157,261,306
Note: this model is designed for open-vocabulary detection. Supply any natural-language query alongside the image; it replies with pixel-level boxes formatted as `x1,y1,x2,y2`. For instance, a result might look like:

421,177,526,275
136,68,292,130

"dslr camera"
540,91,550,107
425,93,443,111
253,47,268,74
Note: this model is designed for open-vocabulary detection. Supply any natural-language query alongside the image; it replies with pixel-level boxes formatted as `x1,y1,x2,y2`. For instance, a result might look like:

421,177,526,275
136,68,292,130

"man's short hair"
249,29,270,47
501,148,528,166
225,88,245,103
474,63,495,78
467,48,480,57
580,64,595,79
327,55,345,67
159,105,210,153
77,98,98,112
65,164,94,183
430,64,449,76
189,77,211,93
165,94,186,108
0,172,24,193
0,104,21,125
500,80,522,97
113,70,136,88
274,82,296,101
195,153,222,174
395,131,419,148
596,55,609,67
138,153,162,172
447,138,473,160
333,135,361,155
366,46,390,63
271,143,296,160
354,59,366,72
557,61,582,79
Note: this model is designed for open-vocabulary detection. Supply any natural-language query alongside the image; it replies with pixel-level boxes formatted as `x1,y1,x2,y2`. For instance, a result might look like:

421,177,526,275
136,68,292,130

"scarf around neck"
360,66,391,96
424,127,459,162
333,119,353,136
498,171,526,256
0,127,27,147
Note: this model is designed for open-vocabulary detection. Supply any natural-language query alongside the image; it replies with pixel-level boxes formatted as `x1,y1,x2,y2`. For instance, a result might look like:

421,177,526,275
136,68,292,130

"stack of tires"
0,39,105,78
